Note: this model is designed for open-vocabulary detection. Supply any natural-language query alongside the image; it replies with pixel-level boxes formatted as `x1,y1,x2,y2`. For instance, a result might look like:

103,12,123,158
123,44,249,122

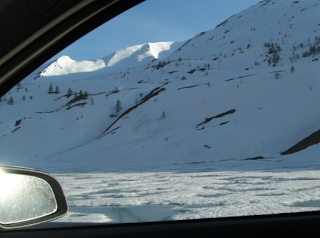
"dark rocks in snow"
281,129,320,155
66,102,87,110
196,109,236,127
186,161,205,164
168,71,178,75
65,94,88,107
15,119,22,126
225,74,258,82
188,69,196,74
12,127,20,133
187,68,206,74
220,121,229,126
140,86,166,104
177,84,201,90
215,19,228,29
244,156,265,160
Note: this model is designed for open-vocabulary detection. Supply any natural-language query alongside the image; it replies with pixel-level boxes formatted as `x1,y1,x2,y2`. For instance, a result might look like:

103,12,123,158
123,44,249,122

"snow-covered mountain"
1,0,320,168
39,56,105,76
32,42,185,78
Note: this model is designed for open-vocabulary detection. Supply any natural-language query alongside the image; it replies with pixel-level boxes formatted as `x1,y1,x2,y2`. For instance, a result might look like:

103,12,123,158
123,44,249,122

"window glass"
1,0,320,227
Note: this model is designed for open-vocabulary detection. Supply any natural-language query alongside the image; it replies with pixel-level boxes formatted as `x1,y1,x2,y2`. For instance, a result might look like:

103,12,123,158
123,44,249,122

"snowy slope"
1,0,320,168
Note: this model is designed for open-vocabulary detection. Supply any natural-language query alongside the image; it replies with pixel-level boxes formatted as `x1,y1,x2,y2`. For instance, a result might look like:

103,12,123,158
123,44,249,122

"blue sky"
55,0,260,61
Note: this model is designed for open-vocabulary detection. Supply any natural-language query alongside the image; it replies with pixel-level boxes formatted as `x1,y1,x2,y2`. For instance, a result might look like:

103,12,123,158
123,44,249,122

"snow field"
49,162,320,223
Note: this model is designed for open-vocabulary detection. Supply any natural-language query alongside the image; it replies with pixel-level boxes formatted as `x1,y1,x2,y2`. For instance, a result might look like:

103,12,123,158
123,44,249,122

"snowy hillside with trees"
1,0,320,224
1,0,319,167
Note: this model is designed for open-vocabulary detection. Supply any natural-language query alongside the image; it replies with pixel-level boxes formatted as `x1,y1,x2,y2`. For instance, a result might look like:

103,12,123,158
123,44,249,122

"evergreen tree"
30,95,33,100
90,97,94,105
66,88,73,97
55,86,60,94
25,87,28,92
161,111,166,119
181,75,187,80
272,52,280,66
79,90,83,96
290,65,295,73
115,99,122,113
22,95,26,101
7,96,14,105
84,91,88,97
48,84,53,93
113,86,119,93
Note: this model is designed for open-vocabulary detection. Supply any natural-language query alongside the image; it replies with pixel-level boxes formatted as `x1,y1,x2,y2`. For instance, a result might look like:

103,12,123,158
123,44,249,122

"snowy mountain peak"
40,55,105,77
56,55,72,62
36,42,186,78
100,41,185,72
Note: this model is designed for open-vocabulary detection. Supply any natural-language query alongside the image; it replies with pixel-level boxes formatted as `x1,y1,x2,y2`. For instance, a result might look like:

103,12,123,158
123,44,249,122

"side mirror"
0,166,68,229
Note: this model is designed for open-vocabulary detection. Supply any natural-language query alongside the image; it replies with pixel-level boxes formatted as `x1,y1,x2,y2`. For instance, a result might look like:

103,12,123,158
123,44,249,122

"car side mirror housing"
0,166,68,229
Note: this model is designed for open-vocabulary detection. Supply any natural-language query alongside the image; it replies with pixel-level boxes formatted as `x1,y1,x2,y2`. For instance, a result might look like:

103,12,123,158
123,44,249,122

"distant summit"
38,42,185,77
39,56,105,76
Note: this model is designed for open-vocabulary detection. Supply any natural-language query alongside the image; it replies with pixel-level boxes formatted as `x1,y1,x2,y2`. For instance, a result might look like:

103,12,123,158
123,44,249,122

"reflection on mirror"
0,170,57,224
